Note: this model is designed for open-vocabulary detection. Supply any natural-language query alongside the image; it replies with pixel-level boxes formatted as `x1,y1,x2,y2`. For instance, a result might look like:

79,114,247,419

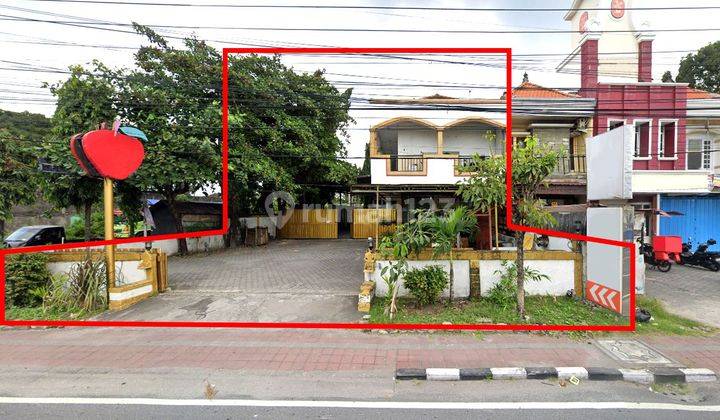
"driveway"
645,264,720,327
98,239,367,323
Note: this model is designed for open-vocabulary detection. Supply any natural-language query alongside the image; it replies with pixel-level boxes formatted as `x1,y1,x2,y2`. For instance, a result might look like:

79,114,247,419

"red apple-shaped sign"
70,129,145,180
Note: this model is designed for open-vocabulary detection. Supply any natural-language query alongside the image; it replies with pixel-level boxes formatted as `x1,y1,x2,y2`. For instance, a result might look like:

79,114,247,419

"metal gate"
277,208,338,239
351,208,397,239
660,195,720,245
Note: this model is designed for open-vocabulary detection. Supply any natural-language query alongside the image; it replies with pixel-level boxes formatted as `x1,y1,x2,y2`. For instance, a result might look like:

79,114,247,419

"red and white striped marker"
586,280,621,314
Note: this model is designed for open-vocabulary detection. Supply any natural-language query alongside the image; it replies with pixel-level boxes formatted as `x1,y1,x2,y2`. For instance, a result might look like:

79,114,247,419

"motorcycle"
679,238,720,272
638,238,672,272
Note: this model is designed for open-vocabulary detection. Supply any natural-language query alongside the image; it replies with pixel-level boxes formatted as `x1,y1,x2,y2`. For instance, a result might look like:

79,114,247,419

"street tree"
457,135,559,318
113,25,221,254
43,63,116,241
0,129,39,239
227,53,356,217
0,109,50,238
677,41,720,93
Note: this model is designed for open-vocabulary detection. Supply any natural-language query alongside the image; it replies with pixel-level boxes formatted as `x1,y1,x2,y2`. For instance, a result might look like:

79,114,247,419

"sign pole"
104,177,116,290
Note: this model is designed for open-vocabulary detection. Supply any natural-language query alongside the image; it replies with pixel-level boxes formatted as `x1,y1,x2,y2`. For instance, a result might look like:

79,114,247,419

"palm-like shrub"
429,206,475,303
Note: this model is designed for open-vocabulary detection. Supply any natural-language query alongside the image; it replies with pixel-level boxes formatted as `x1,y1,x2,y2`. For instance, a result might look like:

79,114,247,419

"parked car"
2,225,66,248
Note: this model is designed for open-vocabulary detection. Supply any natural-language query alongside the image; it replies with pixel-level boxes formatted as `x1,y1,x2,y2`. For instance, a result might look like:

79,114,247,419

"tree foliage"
457,135,559,317
43,63,117,241
0,109,50,238
661,71,674,83
35,24,356,249
677,41,720,93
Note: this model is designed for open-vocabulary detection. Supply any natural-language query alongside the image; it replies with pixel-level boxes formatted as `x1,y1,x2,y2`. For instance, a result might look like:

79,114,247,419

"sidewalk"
1,327,719,373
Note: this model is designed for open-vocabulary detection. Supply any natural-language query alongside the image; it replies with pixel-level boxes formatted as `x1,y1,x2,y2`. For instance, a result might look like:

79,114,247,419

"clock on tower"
611,0,625,19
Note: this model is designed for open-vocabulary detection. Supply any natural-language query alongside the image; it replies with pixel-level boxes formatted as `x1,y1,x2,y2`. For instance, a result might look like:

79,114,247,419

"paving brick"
645,264,720,328
167,239,365,294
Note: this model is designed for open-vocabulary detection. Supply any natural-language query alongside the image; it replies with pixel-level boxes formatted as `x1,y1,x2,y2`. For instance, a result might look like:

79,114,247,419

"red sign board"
586,280,622,313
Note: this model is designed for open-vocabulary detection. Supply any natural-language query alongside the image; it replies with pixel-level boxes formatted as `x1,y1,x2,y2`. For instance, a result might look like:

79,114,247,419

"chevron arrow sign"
586,280,622,314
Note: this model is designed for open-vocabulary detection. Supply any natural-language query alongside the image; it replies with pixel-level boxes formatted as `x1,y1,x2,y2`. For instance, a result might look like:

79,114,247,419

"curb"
396,367,717,384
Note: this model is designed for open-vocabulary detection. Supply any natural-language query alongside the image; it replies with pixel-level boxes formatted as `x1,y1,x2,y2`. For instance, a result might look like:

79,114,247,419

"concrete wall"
374,260,470,298
397,129,436,155
632,170,712,194
47,259,146,287
134,234,226,256
370,158,469,185
372,256,577,299
443,128,499,156
478,260,575,296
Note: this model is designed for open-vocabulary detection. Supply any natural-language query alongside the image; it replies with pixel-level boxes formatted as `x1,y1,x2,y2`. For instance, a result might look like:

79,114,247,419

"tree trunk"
167,195,188,255
84,202,93,242
515,230,526,318
0,219,5,241
226,189,240,248
448,251,455,305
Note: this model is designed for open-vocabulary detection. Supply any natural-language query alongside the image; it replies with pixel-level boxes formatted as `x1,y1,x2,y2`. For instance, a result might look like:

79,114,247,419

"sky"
2,0,720,164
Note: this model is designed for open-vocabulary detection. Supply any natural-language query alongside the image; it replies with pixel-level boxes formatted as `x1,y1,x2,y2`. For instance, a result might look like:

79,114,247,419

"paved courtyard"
98,239,367,323
169,239,366,294
645,264,720,328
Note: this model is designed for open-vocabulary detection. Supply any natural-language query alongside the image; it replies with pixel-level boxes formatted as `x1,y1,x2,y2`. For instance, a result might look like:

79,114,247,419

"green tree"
457,135,559,318
0,129,40,239
0,109,51,139
0,109,51,239
113,25,221,254
677,41,720,92
428,206,475,304
360,143,371,176
43,63,116,241
661,71,674,83
226,53,355,224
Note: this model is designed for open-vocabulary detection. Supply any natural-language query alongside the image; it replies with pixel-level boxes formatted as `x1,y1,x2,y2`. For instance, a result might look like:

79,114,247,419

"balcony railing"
454,155,486,174
390,156,424,172
554,154,586,175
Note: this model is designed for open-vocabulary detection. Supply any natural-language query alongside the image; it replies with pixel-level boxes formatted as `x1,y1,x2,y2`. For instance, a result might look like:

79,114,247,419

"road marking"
0,398,719,411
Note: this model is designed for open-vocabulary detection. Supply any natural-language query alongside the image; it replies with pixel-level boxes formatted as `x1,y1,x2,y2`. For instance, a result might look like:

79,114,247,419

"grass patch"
370,295,626,327
634,296,716,336
5,306,103,321
368,295,715,337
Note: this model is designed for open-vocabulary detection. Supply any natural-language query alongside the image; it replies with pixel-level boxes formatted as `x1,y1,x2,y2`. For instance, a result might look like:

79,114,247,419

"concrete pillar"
579,35,600,97
636,34,655,83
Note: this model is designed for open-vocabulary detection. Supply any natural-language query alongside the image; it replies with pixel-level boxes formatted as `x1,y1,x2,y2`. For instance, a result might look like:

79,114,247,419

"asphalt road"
1,401,720,420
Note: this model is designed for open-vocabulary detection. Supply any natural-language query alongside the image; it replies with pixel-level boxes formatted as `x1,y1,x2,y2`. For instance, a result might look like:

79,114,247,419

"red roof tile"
687,87,720,99
510,81,580,99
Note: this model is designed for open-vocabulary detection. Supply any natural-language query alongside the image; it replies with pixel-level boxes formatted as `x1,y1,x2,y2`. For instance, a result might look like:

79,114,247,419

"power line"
3,15,720,34
15,0,720,13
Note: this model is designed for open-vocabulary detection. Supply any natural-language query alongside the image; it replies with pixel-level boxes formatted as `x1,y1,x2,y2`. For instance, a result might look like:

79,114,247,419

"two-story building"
355,0,720,245
562,0,717,240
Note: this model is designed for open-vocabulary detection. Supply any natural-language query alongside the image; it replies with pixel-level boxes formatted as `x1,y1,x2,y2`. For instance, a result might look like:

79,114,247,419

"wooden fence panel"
352,208,397,239
277,209,338,239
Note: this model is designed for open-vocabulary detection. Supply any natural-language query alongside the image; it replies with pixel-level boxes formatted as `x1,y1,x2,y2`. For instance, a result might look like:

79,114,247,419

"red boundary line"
0,47,634,331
